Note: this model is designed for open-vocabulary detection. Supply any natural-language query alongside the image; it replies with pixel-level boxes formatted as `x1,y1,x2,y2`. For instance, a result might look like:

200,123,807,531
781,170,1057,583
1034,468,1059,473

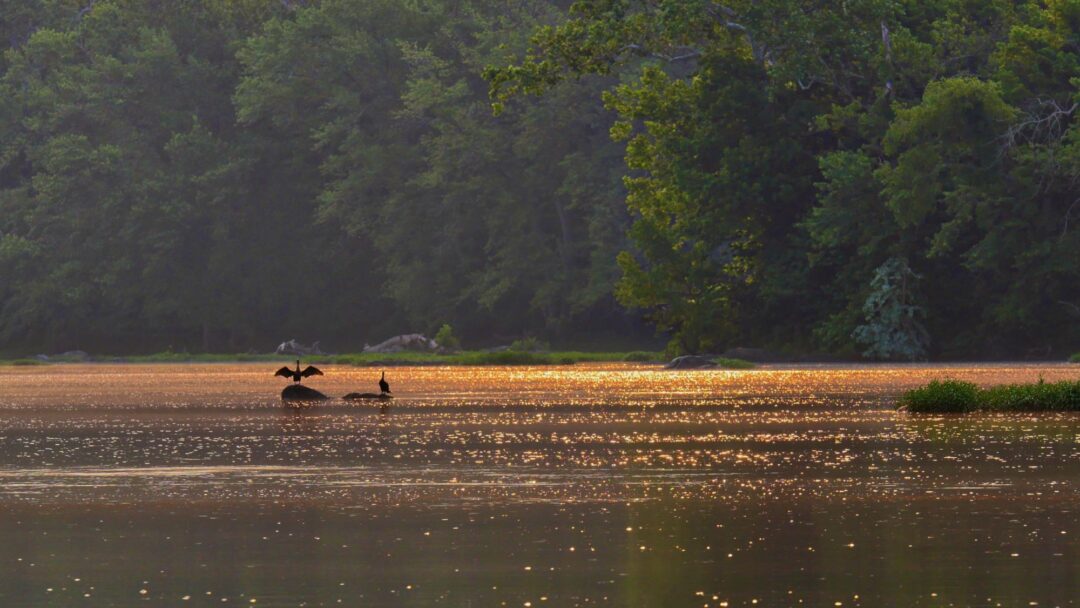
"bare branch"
880,21,892,60
1059,300,1080,318
1063,198,1079,241
1002,98,1078,150
881,20,894,96
705,5,766,65
74,1,96,22
621,44,702,64
665,51,702,62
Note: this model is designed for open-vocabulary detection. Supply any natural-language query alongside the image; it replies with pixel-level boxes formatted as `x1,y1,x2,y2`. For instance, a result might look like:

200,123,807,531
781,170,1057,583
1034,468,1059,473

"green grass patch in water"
900,378,1080,412
622,351,665,362
1070,352,1080,363
714,357,756,369
0,358,48,366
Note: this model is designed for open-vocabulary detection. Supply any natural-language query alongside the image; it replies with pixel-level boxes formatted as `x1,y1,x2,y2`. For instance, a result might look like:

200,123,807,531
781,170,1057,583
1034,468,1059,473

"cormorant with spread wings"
275,360,323,383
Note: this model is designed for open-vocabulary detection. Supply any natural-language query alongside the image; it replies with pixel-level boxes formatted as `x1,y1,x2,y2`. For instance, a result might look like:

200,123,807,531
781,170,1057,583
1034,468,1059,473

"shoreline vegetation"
1,4,1077,363
899,379,1080,413
4,352,1078,368
0,351,757,369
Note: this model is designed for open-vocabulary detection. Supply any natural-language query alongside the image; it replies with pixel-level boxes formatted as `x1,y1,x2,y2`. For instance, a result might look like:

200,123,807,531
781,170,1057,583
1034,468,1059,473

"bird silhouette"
379,371,391,394
275,360,323,383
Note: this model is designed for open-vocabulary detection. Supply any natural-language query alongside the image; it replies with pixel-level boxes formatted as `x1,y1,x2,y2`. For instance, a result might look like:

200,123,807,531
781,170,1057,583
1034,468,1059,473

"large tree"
236,0,632,342
488,0,1080,357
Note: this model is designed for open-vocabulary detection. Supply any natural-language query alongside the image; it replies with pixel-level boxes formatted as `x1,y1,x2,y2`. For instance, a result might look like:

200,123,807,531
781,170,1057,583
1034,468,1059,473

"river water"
0,362,1078,606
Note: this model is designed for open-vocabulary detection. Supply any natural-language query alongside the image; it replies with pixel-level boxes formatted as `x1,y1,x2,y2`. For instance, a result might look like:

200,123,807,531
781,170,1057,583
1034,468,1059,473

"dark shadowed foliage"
1,0,1077,358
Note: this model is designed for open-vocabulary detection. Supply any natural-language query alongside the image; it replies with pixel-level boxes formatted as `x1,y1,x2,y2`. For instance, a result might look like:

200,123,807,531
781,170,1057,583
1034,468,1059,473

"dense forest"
1,0,1078,359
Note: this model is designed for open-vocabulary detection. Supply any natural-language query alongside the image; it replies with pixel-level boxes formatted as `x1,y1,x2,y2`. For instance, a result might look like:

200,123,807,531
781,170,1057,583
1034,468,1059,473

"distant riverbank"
6,350,1078,368
0,350,755,369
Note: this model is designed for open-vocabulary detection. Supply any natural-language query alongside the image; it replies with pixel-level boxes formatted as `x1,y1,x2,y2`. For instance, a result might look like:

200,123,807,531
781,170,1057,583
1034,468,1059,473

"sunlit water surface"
1,362,1079,606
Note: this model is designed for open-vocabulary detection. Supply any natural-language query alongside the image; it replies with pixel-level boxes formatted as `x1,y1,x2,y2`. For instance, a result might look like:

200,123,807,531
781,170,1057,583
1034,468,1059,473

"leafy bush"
852,257,930,361
980,380,1080,412
1070,352,1080,363
434,324,461,350
899,379,979,412
509,337,549,352
663,341,687,360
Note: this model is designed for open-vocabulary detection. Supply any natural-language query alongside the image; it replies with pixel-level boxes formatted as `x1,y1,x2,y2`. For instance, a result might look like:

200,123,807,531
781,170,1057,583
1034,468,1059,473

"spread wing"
300,365,323,377
274,367,293,378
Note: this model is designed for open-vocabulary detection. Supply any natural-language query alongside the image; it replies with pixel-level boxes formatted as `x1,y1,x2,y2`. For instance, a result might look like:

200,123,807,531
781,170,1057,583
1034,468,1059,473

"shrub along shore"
0,351,756,369
899,379,1080,413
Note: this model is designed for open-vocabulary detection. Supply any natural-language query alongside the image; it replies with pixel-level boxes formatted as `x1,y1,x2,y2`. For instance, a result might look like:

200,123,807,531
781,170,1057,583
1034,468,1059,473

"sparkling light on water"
0,362,1077,606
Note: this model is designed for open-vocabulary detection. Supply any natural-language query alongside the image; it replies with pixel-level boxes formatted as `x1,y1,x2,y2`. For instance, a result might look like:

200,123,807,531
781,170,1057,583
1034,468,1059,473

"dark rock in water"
281,384,328,404
343,392,393,401
665,355,716,369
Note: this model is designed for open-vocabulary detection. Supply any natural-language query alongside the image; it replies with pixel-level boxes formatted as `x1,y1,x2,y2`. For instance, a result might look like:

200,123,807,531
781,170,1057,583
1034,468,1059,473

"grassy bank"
4,350,670,366
0,359,49,366
714,357,756,370
310,351,646,366
0,350,760,368
1071,352,1080,363
899,379,1080,412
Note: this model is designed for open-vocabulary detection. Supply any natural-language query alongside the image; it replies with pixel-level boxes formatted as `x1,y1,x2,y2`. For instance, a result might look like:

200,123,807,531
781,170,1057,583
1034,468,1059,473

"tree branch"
881,21,894,95
705,5,766,65
74,0,96,22
621,44,702,64
1058,300,1080,318
1062,198,1079,241
1002,98,1077,150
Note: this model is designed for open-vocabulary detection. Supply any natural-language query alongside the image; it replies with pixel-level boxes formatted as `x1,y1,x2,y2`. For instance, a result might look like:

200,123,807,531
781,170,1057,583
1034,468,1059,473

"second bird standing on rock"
342,371,394,402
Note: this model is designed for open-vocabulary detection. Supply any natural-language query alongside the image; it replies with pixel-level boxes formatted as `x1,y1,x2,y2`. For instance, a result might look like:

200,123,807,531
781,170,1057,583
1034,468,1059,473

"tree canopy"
488,0,1080,358
0,0,635,353
0,0,1076,358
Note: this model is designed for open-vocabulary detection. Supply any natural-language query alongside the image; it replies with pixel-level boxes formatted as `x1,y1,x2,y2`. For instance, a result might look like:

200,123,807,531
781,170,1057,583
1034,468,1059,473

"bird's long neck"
381,371,385,380
296,360,301,372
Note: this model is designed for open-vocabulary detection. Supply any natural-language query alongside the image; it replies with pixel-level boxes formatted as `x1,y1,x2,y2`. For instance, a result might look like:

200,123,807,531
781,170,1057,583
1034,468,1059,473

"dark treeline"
0,0,637,354
490,0,1080,359
1,0,1078,359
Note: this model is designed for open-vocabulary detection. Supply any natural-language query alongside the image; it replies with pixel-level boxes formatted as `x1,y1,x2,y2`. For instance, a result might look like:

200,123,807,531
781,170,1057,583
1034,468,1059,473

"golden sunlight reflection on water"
0,362,1077,606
